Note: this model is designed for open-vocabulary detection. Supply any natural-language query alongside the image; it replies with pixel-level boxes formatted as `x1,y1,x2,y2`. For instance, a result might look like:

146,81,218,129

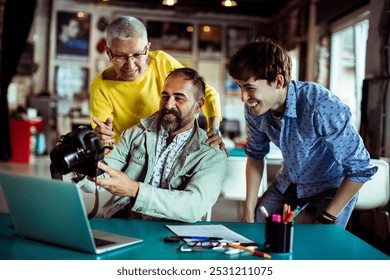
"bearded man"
77,68,227,222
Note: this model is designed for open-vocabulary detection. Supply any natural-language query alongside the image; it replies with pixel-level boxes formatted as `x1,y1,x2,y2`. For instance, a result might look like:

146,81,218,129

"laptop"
0,172,142,254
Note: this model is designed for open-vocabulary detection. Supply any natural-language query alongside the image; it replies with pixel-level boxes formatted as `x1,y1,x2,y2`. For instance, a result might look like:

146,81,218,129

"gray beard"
161,117,180,132
159,107,195,132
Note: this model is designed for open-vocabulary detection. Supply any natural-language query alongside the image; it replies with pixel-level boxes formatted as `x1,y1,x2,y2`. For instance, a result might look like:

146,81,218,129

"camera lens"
50,145,85,174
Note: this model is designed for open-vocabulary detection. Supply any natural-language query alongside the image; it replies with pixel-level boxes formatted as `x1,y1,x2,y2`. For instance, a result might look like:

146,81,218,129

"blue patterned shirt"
149,127,193,189
245,80,377,198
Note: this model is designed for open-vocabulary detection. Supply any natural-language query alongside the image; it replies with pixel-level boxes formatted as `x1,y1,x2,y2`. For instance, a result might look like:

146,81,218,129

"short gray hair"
106,16,148,48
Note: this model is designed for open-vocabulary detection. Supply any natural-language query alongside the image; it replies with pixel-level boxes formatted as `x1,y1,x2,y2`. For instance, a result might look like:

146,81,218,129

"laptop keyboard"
94,237,116,247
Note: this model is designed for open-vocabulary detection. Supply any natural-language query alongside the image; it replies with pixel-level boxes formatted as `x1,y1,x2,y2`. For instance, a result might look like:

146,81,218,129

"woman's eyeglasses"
108,43,149,66
178,240,223,252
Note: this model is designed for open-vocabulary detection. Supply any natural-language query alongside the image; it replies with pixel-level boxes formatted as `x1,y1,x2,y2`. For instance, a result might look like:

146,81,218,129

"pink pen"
272,214,282,223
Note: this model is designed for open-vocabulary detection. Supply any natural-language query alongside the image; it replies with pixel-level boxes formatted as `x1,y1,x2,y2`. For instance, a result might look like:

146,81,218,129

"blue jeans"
255,181,357,228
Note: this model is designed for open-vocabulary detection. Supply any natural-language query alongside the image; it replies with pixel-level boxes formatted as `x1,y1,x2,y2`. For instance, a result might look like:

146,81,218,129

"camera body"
50,125,104,177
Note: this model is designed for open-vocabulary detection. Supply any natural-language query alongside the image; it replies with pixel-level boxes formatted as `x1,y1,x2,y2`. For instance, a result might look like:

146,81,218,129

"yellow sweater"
90,50,221,143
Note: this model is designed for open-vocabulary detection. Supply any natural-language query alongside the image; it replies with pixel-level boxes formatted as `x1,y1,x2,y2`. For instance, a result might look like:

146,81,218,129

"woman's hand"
206,129,228,156
92,116,115,153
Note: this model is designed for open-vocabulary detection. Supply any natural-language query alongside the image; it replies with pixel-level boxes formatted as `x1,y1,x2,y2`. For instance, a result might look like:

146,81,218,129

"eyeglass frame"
178,240,222,252
107,42,150,65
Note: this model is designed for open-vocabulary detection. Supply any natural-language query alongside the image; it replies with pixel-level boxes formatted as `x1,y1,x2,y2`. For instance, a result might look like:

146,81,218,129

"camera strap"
50,163,63,181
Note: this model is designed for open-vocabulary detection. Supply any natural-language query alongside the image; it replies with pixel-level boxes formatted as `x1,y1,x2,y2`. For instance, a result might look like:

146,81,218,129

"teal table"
0,214,388,260
227,147,246,157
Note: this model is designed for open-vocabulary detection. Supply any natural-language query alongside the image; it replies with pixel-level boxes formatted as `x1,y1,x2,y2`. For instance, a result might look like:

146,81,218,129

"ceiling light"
77,12,86,18
162,0,177,6
221,0,237,7
203,25,211,33
186,26,194,33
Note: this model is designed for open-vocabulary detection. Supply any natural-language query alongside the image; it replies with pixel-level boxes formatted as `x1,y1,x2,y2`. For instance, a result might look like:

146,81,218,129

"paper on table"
166,224,255,243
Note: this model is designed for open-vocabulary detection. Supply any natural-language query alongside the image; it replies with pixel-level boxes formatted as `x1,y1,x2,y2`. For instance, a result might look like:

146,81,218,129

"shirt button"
136,207,142,212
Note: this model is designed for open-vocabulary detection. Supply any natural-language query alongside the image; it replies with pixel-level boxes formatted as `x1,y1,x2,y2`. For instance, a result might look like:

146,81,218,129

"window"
329,10,369,130
288,47,300,81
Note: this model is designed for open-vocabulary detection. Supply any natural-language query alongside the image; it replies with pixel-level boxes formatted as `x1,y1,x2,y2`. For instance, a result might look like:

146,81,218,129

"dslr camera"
50,125,105,177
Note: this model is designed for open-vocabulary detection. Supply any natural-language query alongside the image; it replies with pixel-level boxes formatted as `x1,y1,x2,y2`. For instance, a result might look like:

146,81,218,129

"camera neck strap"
50,163,63,181
87,184,99,220
50,162,99,220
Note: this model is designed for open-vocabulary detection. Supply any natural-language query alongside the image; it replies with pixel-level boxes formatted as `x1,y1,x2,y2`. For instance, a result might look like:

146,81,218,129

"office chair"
220,156,268,218
352,159,390,241
220,119,241,139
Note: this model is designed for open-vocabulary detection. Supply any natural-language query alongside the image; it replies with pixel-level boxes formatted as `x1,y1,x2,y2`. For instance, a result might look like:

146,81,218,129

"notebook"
166,224,256,244
0,172,142,254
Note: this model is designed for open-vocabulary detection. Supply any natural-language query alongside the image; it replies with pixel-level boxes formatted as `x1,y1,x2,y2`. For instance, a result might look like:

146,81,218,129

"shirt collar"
159,126,193,144
284,81,298,119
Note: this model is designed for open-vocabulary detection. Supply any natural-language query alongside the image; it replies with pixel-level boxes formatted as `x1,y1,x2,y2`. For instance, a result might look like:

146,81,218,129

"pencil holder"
264,219,294,253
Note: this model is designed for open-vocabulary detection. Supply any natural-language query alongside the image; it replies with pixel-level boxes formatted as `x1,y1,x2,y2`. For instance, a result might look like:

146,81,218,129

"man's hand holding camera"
95,161,139,198
92,116,115,154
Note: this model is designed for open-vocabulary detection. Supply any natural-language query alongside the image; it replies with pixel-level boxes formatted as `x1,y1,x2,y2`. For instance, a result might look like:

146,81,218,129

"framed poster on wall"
147,21,193,53
198,24,222,59
56,11,91,60
54,65,89,116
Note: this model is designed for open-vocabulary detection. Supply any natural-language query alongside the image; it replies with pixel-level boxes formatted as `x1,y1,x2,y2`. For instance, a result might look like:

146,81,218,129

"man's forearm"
324,178,364,218
244,159,265,220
